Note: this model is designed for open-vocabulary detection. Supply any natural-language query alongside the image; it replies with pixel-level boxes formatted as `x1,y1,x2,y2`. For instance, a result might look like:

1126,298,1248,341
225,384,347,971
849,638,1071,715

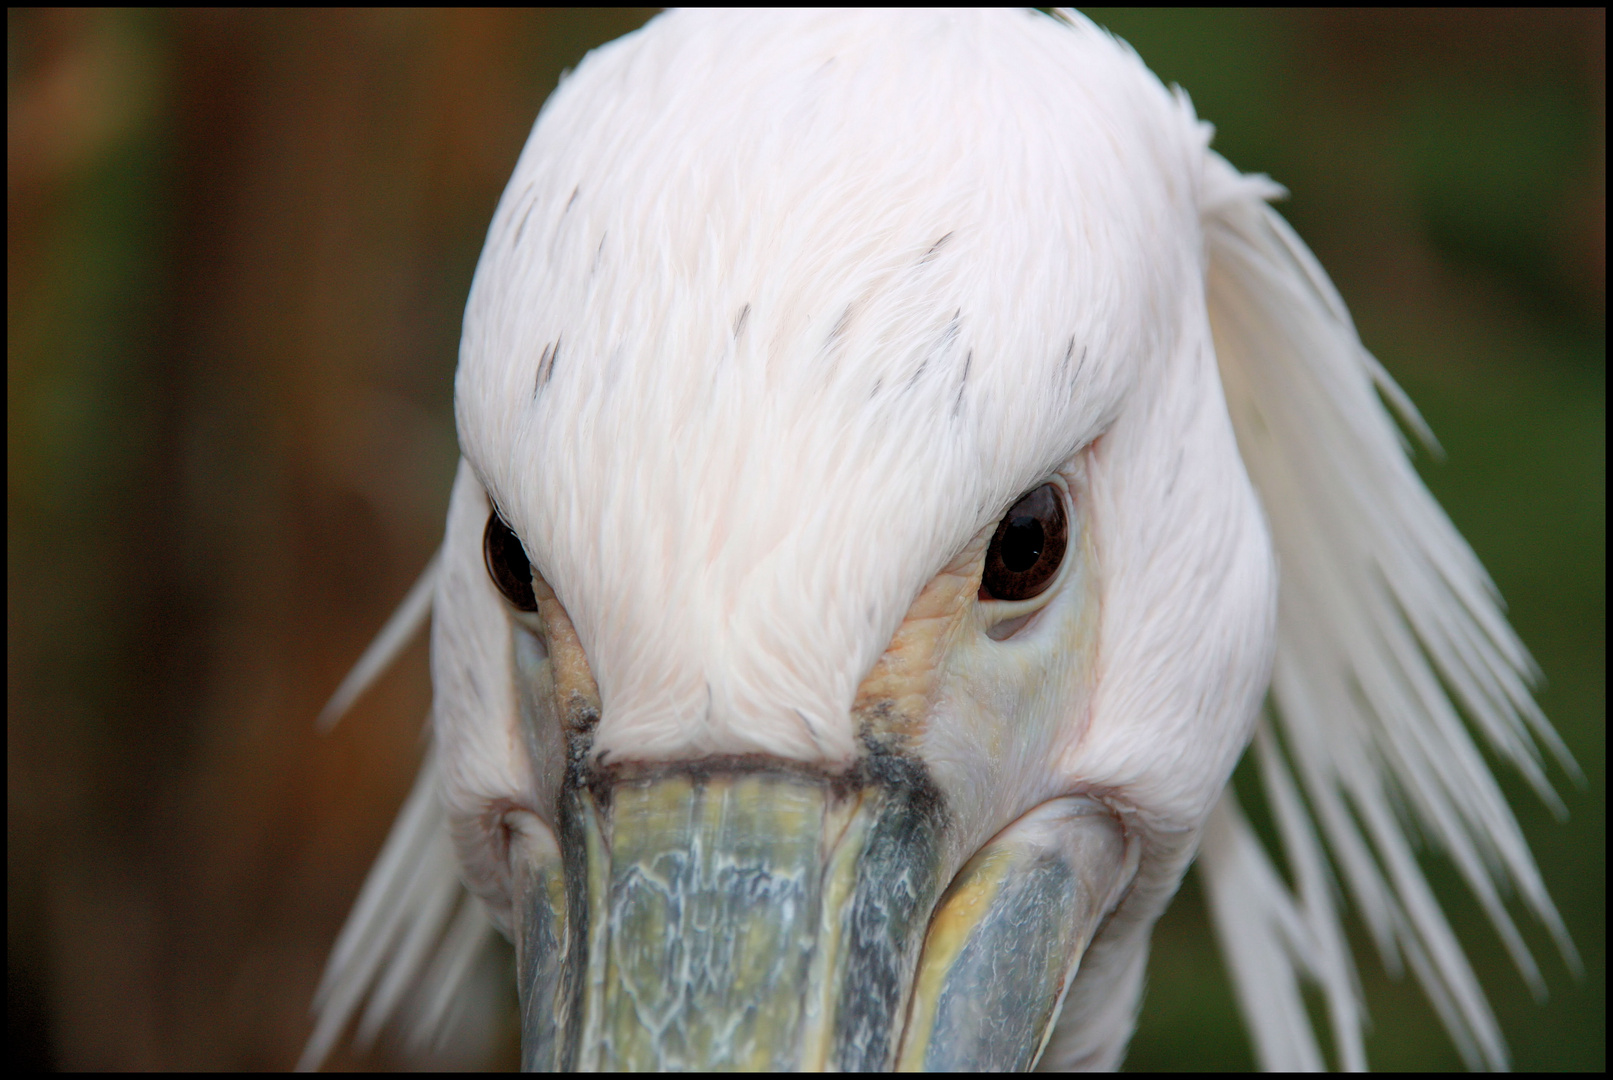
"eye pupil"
981,484,1068,603
484,511,538,612
999,515,1044,572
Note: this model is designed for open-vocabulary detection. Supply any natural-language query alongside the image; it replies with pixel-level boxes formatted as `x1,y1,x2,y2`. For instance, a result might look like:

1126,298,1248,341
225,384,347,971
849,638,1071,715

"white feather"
315,550,440,732
1204,155,1578,1068
298,746,498,1071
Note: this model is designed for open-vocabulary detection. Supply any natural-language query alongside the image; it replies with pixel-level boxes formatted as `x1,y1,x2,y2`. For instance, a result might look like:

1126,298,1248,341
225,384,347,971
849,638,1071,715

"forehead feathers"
457,9,1208,762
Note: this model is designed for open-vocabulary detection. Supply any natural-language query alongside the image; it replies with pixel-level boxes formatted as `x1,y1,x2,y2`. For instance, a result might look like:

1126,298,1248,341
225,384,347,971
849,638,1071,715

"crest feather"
298,745,499,1071
1201,152,1578,1070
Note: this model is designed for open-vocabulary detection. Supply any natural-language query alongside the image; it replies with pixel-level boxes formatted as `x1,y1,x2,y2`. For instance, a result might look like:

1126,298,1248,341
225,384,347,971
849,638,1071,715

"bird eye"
981,484,1068,602
484,511,538,612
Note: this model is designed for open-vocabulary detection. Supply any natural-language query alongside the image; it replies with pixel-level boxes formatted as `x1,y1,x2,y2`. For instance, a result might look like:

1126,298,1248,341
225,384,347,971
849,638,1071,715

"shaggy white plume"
1199,152,1578,1069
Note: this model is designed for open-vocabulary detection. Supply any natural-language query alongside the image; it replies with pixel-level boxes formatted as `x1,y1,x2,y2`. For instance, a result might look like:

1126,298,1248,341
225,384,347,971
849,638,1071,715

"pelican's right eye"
484,511,538,612
981,483,1068,602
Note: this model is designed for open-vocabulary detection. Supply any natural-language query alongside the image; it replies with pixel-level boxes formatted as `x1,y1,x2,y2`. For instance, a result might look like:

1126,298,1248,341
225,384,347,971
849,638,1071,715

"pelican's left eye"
981,484,1068,602
484,511,538,612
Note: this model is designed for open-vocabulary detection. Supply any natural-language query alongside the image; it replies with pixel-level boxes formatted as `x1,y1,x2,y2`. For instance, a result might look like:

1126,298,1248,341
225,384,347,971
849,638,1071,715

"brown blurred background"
7,9,1603,1071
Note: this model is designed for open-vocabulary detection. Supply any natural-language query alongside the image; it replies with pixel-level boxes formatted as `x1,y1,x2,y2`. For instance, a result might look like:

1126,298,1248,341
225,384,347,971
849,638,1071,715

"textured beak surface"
896,797,1134,1071
512,764,1133,1072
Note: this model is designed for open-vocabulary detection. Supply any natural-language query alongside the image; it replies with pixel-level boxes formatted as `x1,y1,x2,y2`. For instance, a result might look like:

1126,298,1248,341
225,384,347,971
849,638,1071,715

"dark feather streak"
825,303,854,353
513,196,536,247
952,350,973,416
533,335,562,398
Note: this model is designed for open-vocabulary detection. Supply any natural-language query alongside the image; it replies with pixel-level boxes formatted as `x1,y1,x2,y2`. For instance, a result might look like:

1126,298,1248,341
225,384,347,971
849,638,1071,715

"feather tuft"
1203,154,1578,1069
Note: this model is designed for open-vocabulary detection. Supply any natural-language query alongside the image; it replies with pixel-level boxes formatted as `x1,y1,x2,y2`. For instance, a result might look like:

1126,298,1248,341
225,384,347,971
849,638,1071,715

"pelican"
300,9,1579,1071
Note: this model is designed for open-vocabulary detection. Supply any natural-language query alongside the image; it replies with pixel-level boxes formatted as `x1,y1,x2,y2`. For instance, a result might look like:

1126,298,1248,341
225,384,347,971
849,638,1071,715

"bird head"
434,10,1276,1069
292,8,1580,1074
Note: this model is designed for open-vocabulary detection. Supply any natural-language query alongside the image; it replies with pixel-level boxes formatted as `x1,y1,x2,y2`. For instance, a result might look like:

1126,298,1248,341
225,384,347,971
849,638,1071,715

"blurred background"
7,9,1602,1070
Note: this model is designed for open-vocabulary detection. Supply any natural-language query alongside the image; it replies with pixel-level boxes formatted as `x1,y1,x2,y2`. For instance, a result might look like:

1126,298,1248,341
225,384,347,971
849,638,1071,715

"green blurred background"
7,9,1602,1071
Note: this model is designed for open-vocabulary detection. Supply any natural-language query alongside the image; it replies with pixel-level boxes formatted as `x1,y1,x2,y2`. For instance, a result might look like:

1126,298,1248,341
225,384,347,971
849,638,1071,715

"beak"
895,795,1135,1071
510,760,1135,1071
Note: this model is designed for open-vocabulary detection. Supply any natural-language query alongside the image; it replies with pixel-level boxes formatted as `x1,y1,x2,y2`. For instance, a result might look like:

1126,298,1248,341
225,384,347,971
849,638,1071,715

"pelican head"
306,9,1575,1072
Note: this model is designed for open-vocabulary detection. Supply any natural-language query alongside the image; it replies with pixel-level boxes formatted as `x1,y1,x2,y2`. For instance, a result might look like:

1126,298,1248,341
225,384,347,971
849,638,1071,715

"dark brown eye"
981,484,1068,602
484,511,538,612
